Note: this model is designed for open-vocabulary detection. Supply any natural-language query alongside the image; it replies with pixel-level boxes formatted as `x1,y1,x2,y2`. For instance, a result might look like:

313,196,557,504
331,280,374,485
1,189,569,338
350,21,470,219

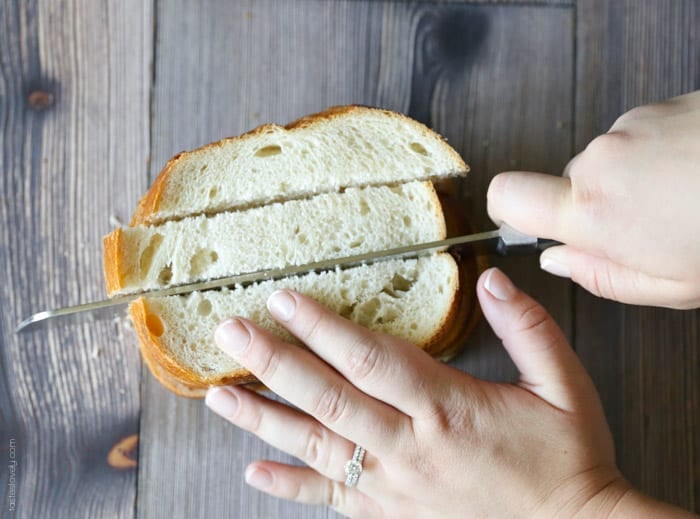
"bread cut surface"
132,254,459,389
105,181,445,296
131,106,467,225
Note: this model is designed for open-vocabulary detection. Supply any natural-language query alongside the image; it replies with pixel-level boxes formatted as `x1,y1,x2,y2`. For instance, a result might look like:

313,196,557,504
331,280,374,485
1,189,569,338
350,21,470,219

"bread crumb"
110,214,124,228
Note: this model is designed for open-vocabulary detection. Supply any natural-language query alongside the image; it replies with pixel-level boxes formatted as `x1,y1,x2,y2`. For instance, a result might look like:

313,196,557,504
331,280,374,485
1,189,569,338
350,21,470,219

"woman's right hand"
487,91,700,309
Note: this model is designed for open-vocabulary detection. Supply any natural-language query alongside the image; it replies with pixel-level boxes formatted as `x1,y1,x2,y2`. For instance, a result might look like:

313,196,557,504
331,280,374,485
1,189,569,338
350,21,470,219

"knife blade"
16,225,558,333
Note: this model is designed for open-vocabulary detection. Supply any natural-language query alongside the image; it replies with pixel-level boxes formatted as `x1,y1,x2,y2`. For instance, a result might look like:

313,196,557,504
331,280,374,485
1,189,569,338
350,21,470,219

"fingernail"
245,466,273,490
484,268,517,301
267,290,296,321
540,256,571,278
205,387,239,418
215,318,250,356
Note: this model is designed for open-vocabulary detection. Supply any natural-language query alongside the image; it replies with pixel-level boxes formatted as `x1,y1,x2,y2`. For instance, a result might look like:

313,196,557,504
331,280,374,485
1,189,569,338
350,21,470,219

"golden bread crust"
103,228,126,296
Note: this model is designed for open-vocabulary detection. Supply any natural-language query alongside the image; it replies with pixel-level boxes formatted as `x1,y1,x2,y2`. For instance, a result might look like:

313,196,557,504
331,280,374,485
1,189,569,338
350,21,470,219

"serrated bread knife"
16,225,559,333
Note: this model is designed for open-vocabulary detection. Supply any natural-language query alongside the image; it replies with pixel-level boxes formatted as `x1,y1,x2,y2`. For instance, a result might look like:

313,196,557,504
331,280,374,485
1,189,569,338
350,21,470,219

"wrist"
578,478,696,518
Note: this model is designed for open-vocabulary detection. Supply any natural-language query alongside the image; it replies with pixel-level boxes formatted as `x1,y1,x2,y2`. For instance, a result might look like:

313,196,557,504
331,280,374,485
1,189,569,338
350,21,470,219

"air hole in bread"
338,304,354,319
392,273,414,291
190,248,219,277
383,309,399,323
409,142,429,155
255,145,282,158
197,299,212,316
280,181,289,193
139,233,164,276
359,200,370,216
158,264,173,285
200,164,208,172
354,297,380,327
381,273,415,298
145,313,165,337
349,239,363,248
208,186,218,199
403,216,411,227
297,233,308,245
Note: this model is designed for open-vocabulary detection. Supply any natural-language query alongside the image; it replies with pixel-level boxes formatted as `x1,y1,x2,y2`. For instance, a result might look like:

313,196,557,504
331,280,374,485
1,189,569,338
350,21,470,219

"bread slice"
131,254,460,394
104,181,445,296
131,106,467,226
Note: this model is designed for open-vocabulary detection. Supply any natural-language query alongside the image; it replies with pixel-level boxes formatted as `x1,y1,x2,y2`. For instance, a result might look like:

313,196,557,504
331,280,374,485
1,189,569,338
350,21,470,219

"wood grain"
137,2,573,518
0,0,152,516
574,0,700,512
4,0,696,516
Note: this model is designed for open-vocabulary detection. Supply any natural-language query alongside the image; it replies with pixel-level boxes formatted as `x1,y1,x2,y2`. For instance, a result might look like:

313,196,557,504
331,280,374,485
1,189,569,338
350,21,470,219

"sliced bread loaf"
106,106,475,397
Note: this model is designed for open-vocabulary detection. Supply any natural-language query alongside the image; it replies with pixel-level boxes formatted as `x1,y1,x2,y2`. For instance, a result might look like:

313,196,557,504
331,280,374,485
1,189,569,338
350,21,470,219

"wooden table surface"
1,1,698,517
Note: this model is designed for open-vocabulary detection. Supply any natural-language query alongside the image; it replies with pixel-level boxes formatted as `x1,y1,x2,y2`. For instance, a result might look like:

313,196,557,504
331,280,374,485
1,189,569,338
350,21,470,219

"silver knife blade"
16,225,549,333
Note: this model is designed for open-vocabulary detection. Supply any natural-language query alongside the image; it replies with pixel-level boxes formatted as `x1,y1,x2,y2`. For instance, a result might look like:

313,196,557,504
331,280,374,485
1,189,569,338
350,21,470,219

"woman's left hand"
204,267,627,518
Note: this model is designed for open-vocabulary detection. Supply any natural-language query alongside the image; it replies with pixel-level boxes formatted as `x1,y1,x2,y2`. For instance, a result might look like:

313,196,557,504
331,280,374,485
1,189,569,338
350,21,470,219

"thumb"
540,245,690,308
477,268,596,412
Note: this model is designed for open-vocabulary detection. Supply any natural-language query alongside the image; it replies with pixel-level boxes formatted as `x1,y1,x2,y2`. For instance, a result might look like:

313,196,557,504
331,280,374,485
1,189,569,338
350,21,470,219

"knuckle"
253,342,281,382
514,301,551,336
299,306,325,345
583,132,628,164
346,336,383,383
303,424,329,469
239,401,263,433
586,264,617,301
313,383,351,425
325,479,346,511
286,476,304,502
414,381,480,436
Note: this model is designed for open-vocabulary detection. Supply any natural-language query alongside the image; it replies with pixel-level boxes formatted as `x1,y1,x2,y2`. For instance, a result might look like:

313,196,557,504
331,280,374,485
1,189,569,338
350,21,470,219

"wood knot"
107,434,138,469
27,90,55,111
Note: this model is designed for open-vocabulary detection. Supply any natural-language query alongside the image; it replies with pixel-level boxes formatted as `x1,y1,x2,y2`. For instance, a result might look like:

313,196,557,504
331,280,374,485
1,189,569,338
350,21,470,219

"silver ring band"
344,445,365,487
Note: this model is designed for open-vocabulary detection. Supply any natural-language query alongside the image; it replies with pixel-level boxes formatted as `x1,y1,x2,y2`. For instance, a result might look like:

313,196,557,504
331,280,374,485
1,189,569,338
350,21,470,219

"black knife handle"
496,237,562,256
495,224,562,256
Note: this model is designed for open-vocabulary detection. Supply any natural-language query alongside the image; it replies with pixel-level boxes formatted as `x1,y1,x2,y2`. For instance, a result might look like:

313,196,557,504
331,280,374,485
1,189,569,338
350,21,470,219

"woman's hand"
488,91,700,309
201,268,691,518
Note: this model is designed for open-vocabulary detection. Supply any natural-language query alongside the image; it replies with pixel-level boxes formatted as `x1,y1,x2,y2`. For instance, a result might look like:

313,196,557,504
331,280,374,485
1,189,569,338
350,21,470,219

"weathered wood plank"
575,0,700,512
138,1,573,518
0,0,152,516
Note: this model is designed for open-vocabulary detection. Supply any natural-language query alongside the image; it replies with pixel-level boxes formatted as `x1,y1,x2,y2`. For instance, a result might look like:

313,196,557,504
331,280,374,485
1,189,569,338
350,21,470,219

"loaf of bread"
105,106,475,397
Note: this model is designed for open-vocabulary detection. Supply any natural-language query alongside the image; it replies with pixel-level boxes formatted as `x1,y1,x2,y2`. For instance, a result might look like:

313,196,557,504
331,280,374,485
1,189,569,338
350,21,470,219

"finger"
243,461,381,517
214,317,406,453
477,267,597,411
487,172,573,240
265,289,454,417
205,386,358,482
540,245,695,309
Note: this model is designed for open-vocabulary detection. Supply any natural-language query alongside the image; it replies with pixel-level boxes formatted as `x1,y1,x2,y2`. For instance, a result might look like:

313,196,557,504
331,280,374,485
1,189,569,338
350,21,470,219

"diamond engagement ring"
344,445,365,487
